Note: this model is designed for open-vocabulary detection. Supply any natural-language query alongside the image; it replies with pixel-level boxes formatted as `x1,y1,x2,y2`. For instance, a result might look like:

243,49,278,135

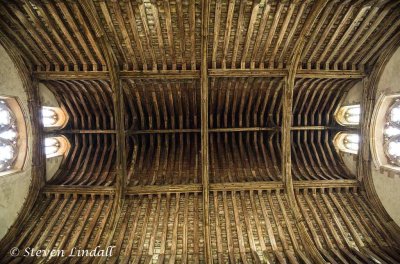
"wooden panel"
296,189,400,263
0,1,398,71
49,134,117,186
91,0,201,71
126,134,201,186
108,193,204,263
209,190,306,263
44,80,115,130
0,195,114,263
208,0,314,69
209,131,281,183
209,77,283,129
301,1,400,70
291,130,354,181
293,78,359,126
0,1,106,71
124,79,200,131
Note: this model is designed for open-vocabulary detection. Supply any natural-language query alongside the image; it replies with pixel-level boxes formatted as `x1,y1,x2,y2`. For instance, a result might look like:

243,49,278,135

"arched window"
0,101,18,172
41,106,68,129
335,105,361,126
44,136,70,158
384,100,400,166
334,132,359,155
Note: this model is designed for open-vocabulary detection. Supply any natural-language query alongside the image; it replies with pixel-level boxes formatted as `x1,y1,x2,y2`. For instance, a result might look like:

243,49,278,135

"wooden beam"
291,126,358,131
293,180,358,189
47,129,117,134
34,71,109,80
43,185,116,195
124,180,359,195
297,69,365,79
201,0,212,262
125,126,354,135
281,1,329,263
33,70,199,80
126,184,202,195
33,69,365,80
79,4,127,256
128,127,278,134
210,182,284,191
209,68,286,77
121,70,199,79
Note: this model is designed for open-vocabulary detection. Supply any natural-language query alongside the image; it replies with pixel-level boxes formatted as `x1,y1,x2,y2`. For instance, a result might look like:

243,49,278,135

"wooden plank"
222,191,236,263
211,0,222,68
231,0,247,69
241,1,260,69
259,2,284,68
189,0,196,69
163,0,177,69
150,1,168,70
250,2,271,68
326,5,370,69
33,69,365,80
127,184,202,194
112,1,139,70
57,1,97,70
175,0,186,69
43,185,116,195
125,1,148,70
201,0,212,262
269,3,295,68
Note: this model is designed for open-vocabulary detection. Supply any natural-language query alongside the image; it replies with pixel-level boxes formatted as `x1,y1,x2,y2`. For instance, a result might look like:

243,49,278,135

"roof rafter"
33,69,365,80
281,1,330,262
201,0,212,262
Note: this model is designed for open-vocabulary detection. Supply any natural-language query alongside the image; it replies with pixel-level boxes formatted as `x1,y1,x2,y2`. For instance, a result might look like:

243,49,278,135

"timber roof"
0,0,400,263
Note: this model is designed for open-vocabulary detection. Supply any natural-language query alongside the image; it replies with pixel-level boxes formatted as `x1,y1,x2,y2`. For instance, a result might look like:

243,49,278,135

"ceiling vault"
1,0,400,262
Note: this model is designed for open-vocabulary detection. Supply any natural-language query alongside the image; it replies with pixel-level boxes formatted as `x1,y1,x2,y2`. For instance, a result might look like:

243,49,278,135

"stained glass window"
41,106,68,129
335,105,361,126
384,100,400,166
0,101,18,172
44,136,69,158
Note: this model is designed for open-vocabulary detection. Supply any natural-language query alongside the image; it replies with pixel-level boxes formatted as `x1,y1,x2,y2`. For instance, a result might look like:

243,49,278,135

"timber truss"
0,0,400,263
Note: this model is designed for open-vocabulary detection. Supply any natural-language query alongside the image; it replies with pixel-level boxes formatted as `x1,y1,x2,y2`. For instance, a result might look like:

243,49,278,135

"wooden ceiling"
1,0,399,71
0,0,400,262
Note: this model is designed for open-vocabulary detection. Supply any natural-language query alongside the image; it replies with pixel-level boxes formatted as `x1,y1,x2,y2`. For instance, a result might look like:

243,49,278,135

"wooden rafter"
79,0,126,207
201,0,212,262
33,69,365,80
281,0,330,262
1,0,400,262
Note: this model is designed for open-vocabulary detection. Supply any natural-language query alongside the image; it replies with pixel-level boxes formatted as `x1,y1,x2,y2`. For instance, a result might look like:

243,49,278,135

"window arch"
41,106,68,129
335,104,361,126
383,100,400,166
334,132,359,155
0,97,28,175
0,101,17,172
44,136,70,158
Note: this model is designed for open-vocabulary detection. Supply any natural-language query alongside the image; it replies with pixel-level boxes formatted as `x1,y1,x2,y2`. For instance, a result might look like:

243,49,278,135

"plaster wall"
0,45,32,240
372,46,400,226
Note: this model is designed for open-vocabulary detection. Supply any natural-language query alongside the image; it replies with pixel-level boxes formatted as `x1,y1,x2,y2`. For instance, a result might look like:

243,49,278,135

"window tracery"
41,106,68,129
384,100,400,166
335,104,361,126
0,101,18,172
44,136,70,158
334,132,359,155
